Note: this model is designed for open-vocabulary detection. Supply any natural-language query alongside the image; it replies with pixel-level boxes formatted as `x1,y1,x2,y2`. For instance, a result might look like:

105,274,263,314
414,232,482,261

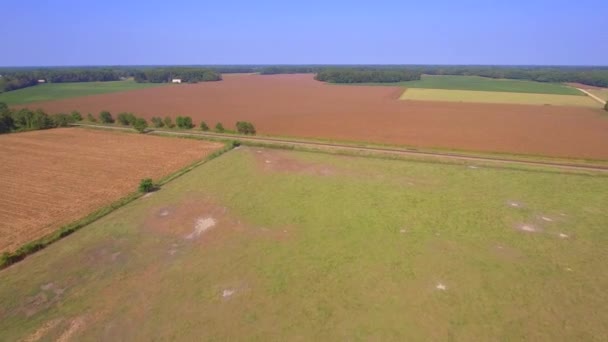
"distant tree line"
259,66,317,75
133,68,222,83
412,66,608,88
315,68,422,83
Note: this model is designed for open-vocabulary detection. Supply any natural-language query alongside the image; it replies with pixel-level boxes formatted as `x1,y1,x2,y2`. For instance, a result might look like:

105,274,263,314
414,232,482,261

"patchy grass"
0,80,165,105
346,75,583,95
1,147,607,340
399,88,599,107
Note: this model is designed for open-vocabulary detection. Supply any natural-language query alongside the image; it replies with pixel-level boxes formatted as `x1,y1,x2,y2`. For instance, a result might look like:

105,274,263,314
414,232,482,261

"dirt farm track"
0,128,222,253
29,74,608,159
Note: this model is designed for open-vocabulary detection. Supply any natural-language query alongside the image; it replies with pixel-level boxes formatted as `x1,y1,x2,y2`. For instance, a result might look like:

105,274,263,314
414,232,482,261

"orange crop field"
27,74,608,160
0,128,223,253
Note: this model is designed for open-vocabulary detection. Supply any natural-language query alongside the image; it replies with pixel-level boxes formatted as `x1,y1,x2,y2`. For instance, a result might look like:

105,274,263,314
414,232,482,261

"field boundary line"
577,88,607,105
0,141,235,271
72,123,608,173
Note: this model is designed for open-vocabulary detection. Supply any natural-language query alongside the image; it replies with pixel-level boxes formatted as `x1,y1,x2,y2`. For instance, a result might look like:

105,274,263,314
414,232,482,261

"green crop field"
0,80,165,105
1,146,607,340
347,75,583,95
400,88,599,107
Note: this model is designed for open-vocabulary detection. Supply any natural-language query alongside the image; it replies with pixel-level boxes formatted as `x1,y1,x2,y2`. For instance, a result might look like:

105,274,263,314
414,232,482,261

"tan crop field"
0,128,223,253
399,88,599,107
25,74,608,160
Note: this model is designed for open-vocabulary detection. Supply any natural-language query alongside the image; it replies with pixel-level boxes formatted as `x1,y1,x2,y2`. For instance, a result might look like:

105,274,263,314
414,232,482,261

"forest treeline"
2,65,608,93
315,68,422,83
133,68,221,83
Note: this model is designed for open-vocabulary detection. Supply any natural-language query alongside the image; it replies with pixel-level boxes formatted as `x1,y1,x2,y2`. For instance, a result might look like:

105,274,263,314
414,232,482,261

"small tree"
215,122,225,133
87,113,97,122
175,116,194,129
99,111,114,123
236,121,256,135
163,116,174,128
70,110,82,121
151,117,164,128
117,112,137,126
50,113,73,127
138,178,155,193
199,121,209,131
133,117,148,133
117,112,130,125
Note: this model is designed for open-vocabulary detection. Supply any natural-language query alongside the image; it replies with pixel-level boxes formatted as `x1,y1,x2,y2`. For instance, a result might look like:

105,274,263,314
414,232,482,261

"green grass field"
1,147,607,340
400,88,599,107
348,75,583,95
0,80,164,105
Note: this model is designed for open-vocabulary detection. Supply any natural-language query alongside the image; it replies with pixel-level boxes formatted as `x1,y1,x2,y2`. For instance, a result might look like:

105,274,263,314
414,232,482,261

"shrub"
231,140,241,148
133,117,148,133
151,116,164,128
99,111,114,123
50,113,74,127
139,178,155,193
215,122,225,133
176,116,194,129
199,121,209,131
117,112,137,126
87,113,97,122
236,121,256,135
0,102,13,133
70,110,82,121
163,116,175,128
605,101,608,111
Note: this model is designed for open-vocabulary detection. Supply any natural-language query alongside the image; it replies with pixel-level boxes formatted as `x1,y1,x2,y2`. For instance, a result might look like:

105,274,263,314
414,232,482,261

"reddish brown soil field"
0,128,223,253
29,74,608,159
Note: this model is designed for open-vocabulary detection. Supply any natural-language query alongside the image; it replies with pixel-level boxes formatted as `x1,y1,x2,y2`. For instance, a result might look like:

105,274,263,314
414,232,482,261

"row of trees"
315,68,422,83
0,102,83,134
92,111,256,135
133,68,222,83
0,67,223,93
413,66,608,88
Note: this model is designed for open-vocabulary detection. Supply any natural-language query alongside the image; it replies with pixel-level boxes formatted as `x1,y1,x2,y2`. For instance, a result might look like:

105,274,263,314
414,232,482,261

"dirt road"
73,124,608,173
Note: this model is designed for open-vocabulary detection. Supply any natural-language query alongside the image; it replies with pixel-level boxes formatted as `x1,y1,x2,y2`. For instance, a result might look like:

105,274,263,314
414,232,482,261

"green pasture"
347,75,583,95
0,80,164,105
1,147,607,340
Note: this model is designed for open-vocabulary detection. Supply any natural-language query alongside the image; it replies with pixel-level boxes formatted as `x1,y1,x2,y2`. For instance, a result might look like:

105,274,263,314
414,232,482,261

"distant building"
171,79,182,84
37,79,46,83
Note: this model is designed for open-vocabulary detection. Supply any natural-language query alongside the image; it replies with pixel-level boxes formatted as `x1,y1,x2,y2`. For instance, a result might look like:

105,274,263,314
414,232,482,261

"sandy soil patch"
252,148,336,176
22,318,63,342
57,316,86,342
516,224,541,233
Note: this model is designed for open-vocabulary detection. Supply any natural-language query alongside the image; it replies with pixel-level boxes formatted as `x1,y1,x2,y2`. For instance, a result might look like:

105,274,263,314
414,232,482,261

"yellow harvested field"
399,88,600,107
586,88,608,103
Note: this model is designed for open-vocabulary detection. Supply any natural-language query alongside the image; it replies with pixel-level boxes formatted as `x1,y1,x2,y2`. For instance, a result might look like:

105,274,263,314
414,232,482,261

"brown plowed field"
29,74,608,159
0,128,223,253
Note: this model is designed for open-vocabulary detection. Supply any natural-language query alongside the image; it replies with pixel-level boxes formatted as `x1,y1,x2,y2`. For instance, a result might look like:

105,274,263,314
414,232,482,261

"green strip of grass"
338,75,582,95
0,80,165,105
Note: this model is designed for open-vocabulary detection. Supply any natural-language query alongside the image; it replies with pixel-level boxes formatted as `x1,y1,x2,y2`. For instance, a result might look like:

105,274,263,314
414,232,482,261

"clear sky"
1,0,606,66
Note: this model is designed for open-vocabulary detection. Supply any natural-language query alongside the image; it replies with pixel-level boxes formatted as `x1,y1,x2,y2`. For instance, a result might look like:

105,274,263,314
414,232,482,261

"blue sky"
1,0,606,66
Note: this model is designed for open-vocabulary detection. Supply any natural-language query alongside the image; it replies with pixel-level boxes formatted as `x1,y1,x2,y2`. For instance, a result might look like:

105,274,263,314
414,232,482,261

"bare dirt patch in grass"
515,224,541,233
252,148,336,176
22,318,63,342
